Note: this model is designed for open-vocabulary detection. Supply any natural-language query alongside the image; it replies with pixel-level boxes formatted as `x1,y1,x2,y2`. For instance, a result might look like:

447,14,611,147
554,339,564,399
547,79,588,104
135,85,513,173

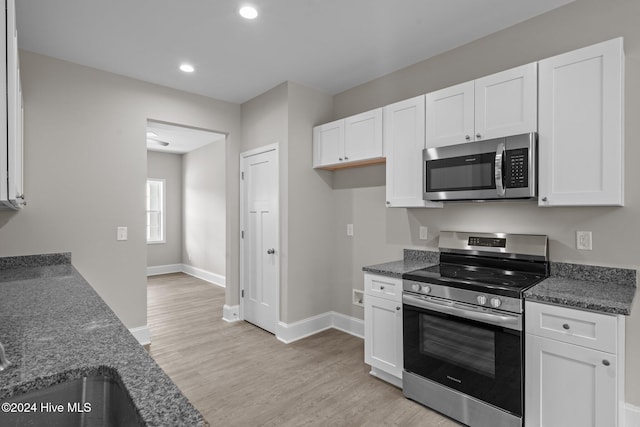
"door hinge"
241,289,244,298
241,171,244,180
241,230,244,239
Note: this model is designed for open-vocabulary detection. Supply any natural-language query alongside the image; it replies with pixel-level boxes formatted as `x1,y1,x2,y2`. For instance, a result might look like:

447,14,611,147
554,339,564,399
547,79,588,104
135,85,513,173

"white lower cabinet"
525,301,625,427
364,273,403,387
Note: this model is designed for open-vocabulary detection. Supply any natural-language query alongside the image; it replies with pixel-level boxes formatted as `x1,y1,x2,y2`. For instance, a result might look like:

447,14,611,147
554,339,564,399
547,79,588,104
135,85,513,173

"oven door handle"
402,294,522,331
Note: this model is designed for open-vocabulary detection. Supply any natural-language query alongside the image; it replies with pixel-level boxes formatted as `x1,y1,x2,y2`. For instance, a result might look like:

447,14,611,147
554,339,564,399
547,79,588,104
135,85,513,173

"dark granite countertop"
0,254,207,426
362,249,438,278
525,262,637,316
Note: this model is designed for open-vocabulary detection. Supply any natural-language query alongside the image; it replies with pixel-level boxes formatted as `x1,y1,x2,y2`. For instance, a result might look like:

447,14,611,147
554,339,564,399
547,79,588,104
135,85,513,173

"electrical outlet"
576,231,592,250
347,224,354,236
117,226,128,241
419,226,428,240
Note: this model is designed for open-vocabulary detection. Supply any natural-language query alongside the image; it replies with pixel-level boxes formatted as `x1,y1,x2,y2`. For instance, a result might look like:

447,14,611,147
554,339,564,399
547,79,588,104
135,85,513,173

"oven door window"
425,152,496,193
404,304,522,416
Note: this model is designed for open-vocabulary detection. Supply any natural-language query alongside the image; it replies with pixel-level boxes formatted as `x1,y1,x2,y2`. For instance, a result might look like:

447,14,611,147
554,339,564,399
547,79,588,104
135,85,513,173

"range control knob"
490,297,502,308
477,295,487,305
411,284,421,292
421,285,431,294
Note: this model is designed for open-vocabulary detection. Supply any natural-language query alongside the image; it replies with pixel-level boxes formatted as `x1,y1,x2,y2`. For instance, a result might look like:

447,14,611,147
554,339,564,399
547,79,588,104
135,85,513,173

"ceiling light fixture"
147,138,170,147
179,63,195,73
239,5,258,19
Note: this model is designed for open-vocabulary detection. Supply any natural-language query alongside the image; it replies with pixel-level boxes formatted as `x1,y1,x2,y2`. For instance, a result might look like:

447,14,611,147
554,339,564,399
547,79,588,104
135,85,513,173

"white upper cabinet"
538,38,624,207
425,81,474,148
426,63,537,148
475,63,537,140
384,95,442,208
1,0,24,210
313,108,383,170
313,119,344,168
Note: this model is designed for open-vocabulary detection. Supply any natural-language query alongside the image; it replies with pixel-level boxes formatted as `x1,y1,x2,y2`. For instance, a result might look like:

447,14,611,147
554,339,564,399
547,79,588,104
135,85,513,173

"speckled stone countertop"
0,254,207,426
362,249,439,278
525,262,637,316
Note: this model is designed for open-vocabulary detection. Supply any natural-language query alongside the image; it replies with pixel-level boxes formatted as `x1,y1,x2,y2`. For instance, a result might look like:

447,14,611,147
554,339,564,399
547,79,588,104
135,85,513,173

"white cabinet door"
525,334,617,427
344,108,383,161
364,294,403,379
475,63,537,141
1,0,23,209
312,119,344,168
313,108,383,169
384,95,442,208
538,38,624,207
426,81,474,148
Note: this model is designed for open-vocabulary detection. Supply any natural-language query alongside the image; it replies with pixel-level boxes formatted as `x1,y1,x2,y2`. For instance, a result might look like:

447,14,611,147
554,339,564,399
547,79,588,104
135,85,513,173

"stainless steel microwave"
423,133,537,202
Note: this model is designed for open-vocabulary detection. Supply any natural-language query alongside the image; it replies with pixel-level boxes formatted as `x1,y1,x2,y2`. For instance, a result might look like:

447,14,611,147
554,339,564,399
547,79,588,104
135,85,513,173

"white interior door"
240,145,279,333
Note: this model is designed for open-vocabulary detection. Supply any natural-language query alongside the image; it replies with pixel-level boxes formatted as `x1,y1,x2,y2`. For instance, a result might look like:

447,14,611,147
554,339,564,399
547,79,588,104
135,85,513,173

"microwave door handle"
495,142,506,197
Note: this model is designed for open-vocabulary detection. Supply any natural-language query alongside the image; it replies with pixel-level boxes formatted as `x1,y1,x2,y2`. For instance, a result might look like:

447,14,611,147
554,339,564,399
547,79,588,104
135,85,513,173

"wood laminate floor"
147,273,461,426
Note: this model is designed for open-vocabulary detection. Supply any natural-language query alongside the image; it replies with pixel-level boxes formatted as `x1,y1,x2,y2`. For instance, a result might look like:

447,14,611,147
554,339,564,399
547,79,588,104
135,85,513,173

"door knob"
267,248,276,254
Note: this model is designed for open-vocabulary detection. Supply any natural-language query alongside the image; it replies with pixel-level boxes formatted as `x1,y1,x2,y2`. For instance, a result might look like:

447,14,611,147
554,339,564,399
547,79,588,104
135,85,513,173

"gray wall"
239,82,334,323
182,140,226,276
0,51,241,328
330,0,640,405
147,151,182,267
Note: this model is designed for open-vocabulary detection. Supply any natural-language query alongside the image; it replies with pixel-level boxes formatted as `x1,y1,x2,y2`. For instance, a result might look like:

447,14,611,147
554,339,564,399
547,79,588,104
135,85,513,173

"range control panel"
468,236,507,248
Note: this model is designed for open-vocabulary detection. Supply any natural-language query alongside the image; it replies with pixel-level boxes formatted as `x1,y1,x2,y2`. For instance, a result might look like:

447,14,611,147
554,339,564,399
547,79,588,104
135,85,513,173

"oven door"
403,293,523,416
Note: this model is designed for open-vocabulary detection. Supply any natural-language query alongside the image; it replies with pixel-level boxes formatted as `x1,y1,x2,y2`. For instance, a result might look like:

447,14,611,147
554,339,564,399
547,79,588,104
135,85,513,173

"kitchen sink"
0,374,143,426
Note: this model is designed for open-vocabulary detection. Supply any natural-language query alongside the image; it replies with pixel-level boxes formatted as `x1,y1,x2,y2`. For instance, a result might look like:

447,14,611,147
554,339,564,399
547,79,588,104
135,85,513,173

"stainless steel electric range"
402,231,549,427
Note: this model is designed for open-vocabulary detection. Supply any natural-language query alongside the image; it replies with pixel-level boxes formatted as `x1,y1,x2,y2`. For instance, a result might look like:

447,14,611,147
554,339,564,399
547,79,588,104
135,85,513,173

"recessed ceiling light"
239,6,258,19
179,63,195,73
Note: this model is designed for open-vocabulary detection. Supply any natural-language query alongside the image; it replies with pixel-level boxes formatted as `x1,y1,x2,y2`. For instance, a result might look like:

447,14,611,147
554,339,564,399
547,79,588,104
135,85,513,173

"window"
146,179,165,243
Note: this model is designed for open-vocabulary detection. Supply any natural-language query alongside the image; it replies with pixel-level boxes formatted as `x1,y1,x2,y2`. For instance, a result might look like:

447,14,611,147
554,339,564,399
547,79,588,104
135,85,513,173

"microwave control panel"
505,148,529,188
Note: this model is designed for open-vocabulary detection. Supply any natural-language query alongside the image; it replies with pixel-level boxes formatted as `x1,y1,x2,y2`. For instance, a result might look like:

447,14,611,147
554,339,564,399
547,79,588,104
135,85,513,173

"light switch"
117,226,128,241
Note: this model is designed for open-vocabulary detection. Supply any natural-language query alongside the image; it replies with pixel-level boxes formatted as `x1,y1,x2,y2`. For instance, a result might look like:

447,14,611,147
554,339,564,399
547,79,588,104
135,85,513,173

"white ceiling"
16,0,573,104
146,121,225,154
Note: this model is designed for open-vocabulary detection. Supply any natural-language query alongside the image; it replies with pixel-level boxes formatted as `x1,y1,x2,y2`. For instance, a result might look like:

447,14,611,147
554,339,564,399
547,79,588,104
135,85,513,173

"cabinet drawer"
525,301,617,353
364,274,402,302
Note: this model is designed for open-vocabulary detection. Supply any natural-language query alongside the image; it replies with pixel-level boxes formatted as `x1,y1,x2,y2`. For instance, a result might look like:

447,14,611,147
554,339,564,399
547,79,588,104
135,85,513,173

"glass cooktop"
403,263,547,298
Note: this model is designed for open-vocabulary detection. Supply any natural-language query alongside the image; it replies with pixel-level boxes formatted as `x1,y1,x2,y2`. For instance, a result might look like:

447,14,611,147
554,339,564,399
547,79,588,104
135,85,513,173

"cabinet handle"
339,157,343,161
396,306,401,311
603,360,611,366
380,286,385,290
344,156,349,160
476,133,482,139
465,135,471,141
562,323,570,330
541,197,548,202
267,248,275,254
386,201,390,205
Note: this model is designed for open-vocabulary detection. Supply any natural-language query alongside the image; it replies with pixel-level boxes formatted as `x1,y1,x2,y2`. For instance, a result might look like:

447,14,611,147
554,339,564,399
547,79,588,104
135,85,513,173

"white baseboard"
223,305,240,322
276,311,364,344
182,264,226,288
332,311,365,339
147,263,225,288
627,403,640,427
129,326,151,346
146,264,182,276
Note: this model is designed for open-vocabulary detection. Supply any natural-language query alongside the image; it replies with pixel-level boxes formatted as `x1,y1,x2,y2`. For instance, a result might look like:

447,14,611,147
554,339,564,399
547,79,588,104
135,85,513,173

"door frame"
239,143,280,329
